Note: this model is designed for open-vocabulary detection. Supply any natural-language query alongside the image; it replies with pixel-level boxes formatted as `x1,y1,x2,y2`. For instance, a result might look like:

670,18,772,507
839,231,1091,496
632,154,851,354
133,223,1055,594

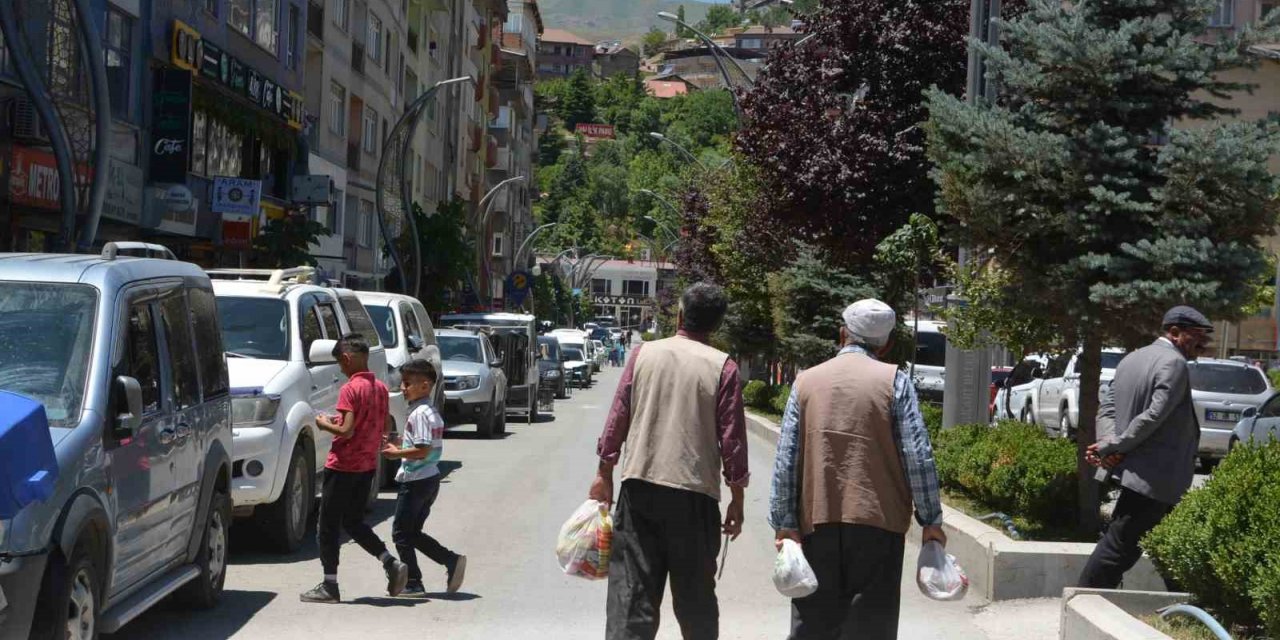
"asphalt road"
114,365,995,639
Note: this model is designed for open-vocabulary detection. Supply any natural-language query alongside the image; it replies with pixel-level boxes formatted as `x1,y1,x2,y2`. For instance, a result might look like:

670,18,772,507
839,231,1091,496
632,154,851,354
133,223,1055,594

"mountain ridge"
537,0,726,43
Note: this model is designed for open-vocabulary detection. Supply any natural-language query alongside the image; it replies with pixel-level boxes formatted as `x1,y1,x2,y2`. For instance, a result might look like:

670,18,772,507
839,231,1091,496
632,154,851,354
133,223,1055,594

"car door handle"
175,423,192,441
159,428,176,446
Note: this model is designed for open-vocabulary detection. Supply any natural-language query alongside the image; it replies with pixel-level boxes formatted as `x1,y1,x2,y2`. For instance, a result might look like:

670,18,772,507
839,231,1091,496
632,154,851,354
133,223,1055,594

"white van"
908,320,947,404
552,329,594,387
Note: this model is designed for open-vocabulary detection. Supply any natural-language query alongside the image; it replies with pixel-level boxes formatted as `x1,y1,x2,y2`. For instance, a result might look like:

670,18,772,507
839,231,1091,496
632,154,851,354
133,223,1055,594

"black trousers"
1078,487,1173,589
606,480,722,640
317,469,387,576
788,523,905,640
393,475,457,582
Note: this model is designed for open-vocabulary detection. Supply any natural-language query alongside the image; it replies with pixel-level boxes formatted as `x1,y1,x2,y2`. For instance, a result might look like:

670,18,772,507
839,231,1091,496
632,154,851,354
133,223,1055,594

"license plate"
1206,410,1240,422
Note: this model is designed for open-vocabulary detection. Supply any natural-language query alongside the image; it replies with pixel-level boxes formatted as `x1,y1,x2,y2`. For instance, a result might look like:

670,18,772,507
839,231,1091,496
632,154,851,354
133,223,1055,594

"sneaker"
385,559,409,597
401,581,428,599
446,555,467,594
300,581,341,604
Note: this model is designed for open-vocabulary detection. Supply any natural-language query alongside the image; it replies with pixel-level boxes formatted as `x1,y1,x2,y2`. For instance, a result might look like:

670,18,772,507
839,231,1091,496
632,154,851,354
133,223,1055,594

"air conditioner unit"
11,97,49,142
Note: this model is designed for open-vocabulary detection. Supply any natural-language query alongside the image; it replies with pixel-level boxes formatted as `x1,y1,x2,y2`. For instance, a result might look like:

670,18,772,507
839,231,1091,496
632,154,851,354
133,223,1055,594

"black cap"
1162,305,1214,332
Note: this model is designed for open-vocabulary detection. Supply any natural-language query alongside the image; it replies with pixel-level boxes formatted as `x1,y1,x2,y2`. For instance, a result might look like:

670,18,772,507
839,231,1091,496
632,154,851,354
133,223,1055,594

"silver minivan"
0,244,233,637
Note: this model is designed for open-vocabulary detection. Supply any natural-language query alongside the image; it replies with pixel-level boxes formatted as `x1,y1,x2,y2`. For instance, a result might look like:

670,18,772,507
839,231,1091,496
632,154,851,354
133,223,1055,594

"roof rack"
207,267,317,286
101,242,178,261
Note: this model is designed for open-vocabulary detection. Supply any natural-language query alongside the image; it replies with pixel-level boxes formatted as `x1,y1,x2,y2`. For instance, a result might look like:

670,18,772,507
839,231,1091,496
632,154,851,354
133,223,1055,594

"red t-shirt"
326,371,389,473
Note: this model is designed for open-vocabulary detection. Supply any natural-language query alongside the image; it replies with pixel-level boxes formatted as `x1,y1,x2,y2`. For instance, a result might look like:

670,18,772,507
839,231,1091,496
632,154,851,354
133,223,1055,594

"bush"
771,384,793,415
933,421,1077,526
743,380,772,411
1143,441,1280,636
922,403,943,439
1268,368,1280,391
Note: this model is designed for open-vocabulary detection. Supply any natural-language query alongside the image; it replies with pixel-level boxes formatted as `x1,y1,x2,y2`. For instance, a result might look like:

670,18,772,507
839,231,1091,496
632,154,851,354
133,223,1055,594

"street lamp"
649,132,707,171
657,11,750,117
644,215,679,242
638,188,680,216
513,222,558,268
474,175,526,310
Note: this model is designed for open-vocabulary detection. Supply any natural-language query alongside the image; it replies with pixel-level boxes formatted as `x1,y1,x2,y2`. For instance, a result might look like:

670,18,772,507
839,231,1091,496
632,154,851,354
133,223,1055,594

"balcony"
347,141,361,172
308,2,324,39
408,29,419,54
485,136,498,168
352,41,366,74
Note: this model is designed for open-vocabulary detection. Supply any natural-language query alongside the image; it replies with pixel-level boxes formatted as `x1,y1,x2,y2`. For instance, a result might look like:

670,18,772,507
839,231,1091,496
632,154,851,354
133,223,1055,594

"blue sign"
508,270,533,306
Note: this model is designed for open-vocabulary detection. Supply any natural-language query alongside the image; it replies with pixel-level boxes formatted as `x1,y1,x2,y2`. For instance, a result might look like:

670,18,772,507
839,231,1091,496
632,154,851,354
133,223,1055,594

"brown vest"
796,351,912,535
621,336,730,501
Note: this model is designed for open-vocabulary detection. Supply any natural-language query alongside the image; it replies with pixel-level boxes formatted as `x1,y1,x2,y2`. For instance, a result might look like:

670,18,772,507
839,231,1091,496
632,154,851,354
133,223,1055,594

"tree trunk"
1076,331,1103,536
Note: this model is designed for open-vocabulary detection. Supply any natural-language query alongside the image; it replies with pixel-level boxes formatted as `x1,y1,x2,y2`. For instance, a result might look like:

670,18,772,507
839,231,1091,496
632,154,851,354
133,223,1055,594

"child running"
302,335,409,604
383,359,467,598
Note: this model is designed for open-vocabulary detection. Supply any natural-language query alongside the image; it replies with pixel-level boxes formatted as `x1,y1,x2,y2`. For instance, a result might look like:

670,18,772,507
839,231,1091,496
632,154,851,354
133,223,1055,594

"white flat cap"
843,299,896,346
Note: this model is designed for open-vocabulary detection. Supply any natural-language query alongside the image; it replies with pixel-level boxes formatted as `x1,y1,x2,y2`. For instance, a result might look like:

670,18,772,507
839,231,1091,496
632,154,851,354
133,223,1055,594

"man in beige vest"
590,283,749,640
768,299,946,640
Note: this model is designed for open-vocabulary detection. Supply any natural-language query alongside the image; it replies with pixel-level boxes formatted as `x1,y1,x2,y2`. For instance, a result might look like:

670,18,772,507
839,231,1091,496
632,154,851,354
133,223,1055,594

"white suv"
209,268,391,552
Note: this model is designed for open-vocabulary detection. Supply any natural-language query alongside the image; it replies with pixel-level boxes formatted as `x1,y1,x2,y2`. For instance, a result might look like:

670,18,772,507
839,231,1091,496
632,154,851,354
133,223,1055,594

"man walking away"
590,283,749,640
769,299,946,640
1079,306,1211,589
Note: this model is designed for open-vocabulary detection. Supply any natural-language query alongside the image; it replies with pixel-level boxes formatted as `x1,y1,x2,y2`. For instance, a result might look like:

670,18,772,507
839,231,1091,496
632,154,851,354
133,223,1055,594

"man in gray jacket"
1078,306,1212,589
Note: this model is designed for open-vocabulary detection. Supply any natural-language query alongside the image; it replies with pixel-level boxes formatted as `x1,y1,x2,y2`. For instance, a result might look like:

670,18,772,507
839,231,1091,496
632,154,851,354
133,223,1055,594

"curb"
1059,589,1190,640
745,411,780,448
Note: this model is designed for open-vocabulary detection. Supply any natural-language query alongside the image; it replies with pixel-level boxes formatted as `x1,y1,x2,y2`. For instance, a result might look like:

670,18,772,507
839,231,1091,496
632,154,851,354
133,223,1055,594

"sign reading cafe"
170,20,303,130
150,68,193,184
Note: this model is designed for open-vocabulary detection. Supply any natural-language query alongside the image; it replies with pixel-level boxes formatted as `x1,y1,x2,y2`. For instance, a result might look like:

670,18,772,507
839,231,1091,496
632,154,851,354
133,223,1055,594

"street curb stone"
1059,589,1190,640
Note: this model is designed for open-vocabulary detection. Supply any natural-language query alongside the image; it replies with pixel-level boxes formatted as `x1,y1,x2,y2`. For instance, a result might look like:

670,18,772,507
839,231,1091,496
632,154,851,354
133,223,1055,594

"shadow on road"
445,429,515,441
229,493,400,565
424,591,482,601
108,590,276,639
343,596,424,607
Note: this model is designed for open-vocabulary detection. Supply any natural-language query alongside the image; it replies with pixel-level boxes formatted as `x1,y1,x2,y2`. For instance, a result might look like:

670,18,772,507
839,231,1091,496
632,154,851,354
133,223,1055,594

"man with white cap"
768,299,946,639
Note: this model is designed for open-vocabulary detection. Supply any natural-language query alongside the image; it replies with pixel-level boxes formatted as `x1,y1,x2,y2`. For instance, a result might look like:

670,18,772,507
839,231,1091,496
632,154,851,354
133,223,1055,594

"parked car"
988,366,1013,417
1233,393,1280,452
1034,348,1126,439
908,320,947,404
358,291,442,485
208,267,390,552
993,355,1051,423
0,244,233,638
554,330,594,387
441,313,541,423
437,329,509,438
1187,358,1271,463
592,339,609,369
538,335,570,399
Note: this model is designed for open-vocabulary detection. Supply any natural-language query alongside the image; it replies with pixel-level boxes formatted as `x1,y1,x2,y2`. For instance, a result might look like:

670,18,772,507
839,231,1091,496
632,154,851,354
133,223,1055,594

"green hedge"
743,380,772,410
1143,441,1280,636
922,403,943,439
771,384,793,415
933,421,1078,527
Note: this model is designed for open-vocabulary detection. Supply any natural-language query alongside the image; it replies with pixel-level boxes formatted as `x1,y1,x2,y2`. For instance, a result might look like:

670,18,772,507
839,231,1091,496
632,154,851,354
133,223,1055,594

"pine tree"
926,0,1280,529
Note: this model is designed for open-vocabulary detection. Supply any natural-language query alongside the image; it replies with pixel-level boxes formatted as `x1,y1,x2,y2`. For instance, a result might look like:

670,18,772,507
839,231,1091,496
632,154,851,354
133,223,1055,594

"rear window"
1189,363,1268,395
1101,352,1125,370
338,295,381,347
915,332,946,368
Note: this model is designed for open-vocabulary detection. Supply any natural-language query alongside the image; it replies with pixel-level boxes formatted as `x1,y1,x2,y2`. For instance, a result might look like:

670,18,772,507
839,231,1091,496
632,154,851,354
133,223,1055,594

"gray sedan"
1187,358,1272,461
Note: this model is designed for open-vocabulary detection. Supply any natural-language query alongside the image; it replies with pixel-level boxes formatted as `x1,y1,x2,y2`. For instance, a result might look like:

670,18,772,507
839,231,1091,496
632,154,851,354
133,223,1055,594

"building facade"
535,28,592,78
593,41,638,79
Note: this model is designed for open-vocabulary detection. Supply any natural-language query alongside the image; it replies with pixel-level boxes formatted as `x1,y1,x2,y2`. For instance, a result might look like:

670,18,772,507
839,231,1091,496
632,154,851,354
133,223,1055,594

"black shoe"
385,559,409,597
300,581,340,604
446,555,467,594
402,581,428,599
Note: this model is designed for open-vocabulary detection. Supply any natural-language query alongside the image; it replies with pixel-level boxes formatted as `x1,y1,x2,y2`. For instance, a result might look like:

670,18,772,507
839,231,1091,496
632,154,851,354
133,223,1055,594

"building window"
229,0,252,37
591,278,611,295
229,0,278,53
622,280,650,297
491,232,505,257
287,5,299,68
363,106,378,154
358,200,374,247
334,0,349,30
103,7,133,119
327,188,344,232
191,109,245,177
256,0,278,51
1209,0,1235,26
329,81,346,135
48,0,83,102
367,14,384,67
205,0,218,16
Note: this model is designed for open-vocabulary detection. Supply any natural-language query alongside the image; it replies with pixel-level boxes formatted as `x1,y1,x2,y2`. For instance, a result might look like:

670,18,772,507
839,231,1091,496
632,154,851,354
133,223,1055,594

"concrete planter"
1059,588,1192,640
745,410,1167,601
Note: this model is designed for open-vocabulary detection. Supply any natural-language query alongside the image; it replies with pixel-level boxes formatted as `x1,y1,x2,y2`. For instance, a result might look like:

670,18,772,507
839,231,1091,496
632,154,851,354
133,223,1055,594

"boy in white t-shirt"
382,359,466,598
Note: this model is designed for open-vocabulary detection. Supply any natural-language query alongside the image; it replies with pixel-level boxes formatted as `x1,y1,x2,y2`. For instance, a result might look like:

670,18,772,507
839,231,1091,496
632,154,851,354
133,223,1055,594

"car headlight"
457,375,481,390
543,369,561,379
232,396,281,426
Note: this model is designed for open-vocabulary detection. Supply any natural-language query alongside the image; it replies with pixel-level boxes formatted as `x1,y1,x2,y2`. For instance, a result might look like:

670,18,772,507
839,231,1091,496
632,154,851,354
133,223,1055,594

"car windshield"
1190,363,1268,395
217,297,291,360
562,346,585,362
0,282,97,426
1101,352,1125,370
439,336,483,362
366,305,398,347
539,338,562,360
915,332,946,367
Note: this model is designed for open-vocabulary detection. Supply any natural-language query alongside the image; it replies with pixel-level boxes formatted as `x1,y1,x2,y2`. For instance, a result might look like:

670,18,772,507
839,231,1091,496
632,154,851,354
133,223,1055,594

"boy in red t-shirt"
301,335,409,604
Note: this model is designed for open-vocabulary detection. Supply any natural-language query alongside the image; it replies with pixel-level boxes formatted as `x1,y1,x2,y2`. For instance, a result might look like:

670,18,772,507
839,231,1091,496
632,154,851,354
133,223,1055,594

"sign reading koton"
211,177,262,216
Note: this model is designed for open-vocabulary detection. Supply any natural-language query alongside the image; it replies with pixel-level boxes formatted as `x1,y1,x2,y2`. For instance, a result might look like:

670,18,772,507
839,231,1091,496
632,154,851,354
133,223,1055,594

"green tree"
252,213,331,268
676,5,689,38
926,0,1280,529
769,242,876,368
560,69,596,130
594,73,647,135
642,27,668,56
389,200,475,316
699,5,740,35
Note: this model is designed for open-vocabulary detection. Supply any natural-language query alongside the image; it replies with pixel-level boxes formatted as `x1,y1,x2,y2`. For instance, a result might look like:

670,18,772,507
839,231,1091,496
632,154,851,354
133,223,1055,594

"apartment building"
536,28,593,78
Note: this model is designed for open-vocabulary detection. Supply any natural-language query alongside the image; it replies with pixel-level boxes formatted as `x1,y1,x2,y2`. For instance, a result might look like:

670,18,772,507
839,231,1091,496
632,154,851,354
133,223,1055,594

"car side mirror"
490,358,503,368
1243,406,1258,419
407,335,425,353
113,375,143,439
309,339,338,364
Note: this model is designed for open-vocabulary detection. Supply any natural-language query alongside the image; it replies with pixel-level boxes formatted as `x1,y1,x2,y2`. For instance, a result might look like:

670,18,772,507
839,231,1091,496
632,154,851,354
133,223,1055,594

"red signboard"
575,123,617,139
221,214,254,251
8,147,92,210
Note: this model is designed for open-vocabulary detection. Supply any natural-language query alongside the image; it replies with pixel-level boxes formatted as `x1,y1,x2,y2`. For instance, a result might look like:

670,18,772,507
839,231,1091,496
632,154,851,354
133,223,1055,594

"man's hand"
1086,443,1125,469
723,499,744,541
381,442,400,459
922,525,947,548
774,528,802,552
588,472,614,507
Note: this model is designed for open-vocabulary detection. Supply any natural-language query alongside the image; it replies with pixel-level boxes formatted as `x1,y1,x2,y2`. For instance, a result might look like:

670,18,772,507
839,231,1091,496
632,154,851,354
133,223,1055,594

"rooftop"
540,28,594,46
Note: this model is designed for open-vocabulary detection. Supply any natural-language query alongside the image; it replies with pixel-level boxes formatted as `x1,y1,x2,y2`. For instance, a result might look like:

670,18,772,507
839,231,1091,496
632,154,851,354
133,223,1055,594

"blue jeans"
392,475,457,583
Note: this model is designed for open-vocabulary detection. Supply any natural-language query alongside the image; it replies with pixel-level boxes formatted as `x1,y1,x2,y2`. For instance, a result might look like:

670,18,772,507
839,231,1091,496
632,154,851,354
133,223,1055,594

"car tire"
176,490,230,608
530,389,540,423
257,441,313,553
1229,436,1240,453
556,380,569,400
478,399,496,438
1059,410,1075,441
1019,405,1032,424
31,539,100,640
494,400,508,436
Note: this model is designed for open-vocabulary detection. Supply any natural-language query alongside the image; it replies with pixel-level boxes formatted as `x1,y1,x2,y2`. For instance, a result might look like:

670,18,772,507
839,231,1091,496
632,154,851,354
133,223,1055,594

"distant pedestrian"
1079,306,1212,589
303,335,410,604
590,283,748,640
612,340,625,368
769,299,946,640
383,359,467,598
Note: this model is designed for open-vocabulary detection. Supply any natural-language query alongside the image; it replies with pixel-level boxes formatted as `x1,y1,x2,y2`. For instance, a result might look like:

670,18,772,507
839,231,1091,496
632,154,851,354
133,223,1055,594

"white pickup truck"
1032,348,1127,439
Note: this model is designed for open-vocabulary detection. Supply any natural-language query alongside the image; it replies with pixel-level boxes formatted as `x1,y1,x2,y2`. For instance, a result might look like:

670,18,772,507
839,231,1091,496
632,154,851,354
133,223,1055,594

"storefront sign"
169,20,303,129
575,123,616,139
211,177,262,216
154,187,198,236
592,295,652,307
102,159,144,224
8,147,91,210
162,184,195,212
150,68,192,184
221,213,254,250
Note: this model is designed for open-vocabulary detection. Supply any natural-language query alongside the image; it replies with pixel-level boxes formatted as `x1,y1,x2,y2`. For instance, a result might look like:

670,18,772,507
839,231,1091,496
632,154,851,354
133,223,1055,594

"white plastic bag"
556,499,614,580
772,539,819,598
916,540,968,601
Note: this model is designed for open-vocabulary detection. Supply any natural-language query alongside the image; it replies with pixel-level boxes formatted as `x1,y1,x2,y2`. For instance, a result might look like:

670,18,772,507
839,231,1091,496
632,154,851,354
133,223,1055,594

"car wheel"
31,539,99,640
478,398,496,438
1059,411,1075,441
530,388,540,423
1020,405,1033,424
557,380,569,400
257,442,313,553
1229,436,1240,453
176,490,230,608
494,401,508,436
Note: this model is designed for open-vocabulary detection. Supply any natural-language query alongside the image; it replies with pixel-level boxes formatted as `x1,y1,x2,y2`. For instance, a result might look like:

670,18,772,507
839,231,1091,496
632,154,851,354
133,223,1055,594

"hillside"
537,0,725,42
